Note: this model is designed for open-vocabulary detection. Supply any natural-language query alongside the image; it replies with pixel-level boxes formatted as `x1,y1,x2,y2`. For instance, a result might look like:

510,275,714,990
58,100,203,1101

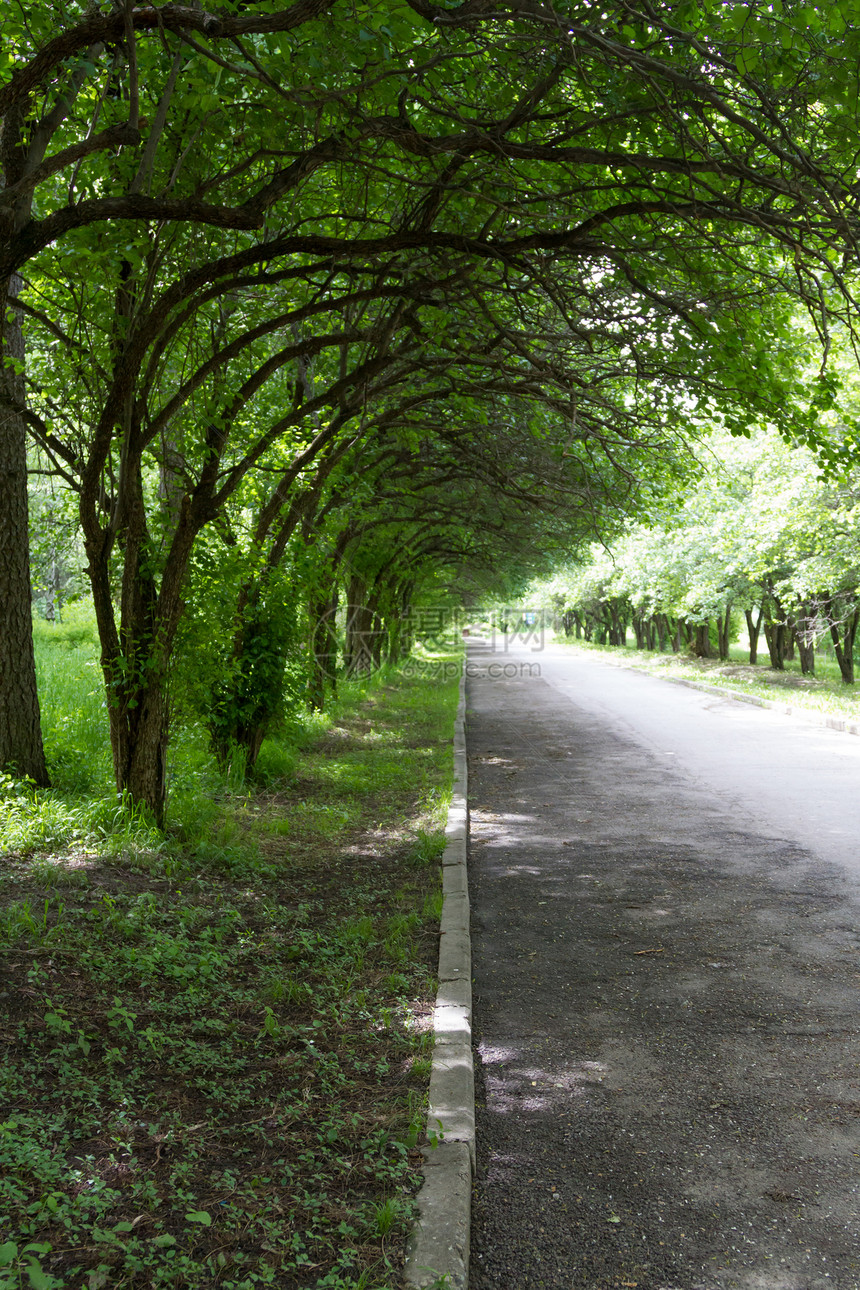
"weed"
411,1056,434,1081
411,828,446,866
370,1196,402,1238
423,891,444,922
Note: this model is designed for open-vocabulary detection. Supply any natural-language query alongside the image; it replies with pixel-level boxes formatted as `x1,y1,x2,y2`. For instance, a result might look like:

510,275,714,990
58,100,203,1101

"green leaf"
185,1211,212,1226
0,1245,17,1268
25,1259,58,1290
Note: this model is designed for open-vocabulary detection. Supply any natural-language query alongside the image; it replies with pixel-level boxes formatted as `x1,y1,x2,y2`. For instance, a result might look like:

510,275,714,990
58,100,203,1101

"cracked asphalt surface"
467,638,860,1290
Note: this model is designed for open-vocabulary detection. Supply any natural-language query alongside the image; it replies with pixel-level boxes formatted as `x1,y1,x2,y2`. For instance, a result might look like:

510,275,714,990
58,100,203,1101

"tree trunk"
84,448,200,824
762,620,786,670
370,610,385,668
0,274,49,785
308,581,339,711
44,551,61,624
112,677,169,818
744,606,763,665
221,612,291,772
655,613,668,652
692,621,712,658
90,548,172,824
608,601,625,647
386,613,404,665
384,581,413,666
399,583,415,659
716,603,732,662
827,601,859,685
790,600,815,676
677,618,693,650
763,588,788,671
345,576,375,676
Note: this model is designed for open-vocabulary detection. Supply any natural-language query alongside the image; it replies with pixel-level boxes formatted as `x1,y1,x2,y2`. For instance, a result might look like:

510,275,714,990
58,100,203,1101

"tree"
9,0,860,803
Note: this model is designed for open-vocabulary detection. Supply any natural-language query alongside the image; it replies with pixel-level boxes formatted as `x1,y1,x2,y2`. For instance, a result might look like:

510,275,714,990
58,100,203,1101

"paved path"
467,638,860,1290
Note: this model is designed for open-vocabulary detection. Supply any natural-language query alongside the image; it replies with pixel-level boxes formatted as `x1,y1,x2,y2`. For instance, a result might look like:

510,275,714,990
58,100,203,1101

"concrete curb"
404,664,472,1290
564,645,860,740
666,674,860,736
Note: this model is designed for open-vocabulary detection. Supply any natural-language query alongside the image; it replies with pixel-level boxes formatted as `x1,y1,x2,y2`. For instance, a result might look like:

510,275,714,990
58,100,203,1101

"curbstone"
428,1044,475,1159
441,891,469,932
433,1002,472,1046
404,1142,472,1290
436,975,472,1013
670,675,860,737
445,815,468,845
437,927,471,983
404,653,473,1290
442,864,469,897
442,840,466,869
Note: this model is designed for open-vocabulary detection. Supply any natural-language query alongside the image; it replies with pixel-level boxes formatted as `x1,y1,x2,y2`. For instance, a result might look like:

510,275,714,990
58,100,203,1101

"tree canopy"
5,0,860,811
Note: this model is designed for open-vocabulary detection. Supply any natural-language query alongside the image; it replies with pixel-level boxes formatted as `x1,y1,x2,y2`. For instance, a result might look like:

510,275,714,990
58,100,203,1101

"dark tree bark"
744,606,763,665
383,581,414,666
665,615,680,652
716,603,732,662
308,577,340,711
763,587,788,671
676,618,693,651
85,465,196,826
370,607,385,669
654,612,668,652
607,599,627,647
762,620,786,670
790,600,816,676
691,621,712,658
826,599,859,685
344,575,373,676
0,275,48,785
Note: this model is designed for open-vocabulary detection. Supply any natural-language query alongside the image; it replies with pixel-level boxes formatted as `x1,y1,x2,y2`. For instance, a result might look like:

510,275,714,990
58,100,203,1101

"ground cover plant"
555,635,860,724
0,611,459,1289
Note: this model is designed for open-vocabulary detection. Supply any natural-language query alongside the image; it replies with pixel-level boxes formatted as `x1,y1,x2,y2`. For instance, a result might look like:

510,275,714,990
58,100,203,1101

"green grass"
551,631,860,722
0,614,461,1289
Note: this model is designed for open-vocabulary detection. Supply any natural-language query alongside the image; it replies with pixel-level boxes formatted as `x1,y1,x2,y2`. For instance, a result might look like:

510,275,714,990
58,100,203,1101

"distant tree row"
542,430,860,683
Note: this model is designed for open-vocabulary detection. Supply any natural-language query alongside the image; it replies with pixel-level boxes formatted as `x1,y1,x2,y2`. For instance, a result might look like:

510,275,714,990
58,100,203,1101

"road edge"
557,643,860,739
403,662,473,1290
666,674,860,735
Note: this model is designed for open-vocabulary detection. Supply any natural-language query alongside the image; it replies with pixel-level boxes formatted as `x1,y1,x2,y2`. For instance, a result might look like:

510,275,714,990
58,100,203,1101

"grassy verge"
550,633,860,722
1,610,460,1289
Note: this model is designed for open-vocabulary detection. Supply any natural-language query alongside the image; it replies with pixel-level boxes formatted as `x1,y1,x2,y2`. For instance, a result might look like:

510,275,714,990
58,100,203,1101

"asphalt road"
466,636,860,1290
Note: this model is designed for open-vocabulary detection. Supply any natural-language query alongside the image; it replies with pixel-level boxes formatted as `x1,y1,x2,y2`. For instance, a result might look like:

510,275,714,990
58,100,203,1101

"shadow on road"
467,640,860,1290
